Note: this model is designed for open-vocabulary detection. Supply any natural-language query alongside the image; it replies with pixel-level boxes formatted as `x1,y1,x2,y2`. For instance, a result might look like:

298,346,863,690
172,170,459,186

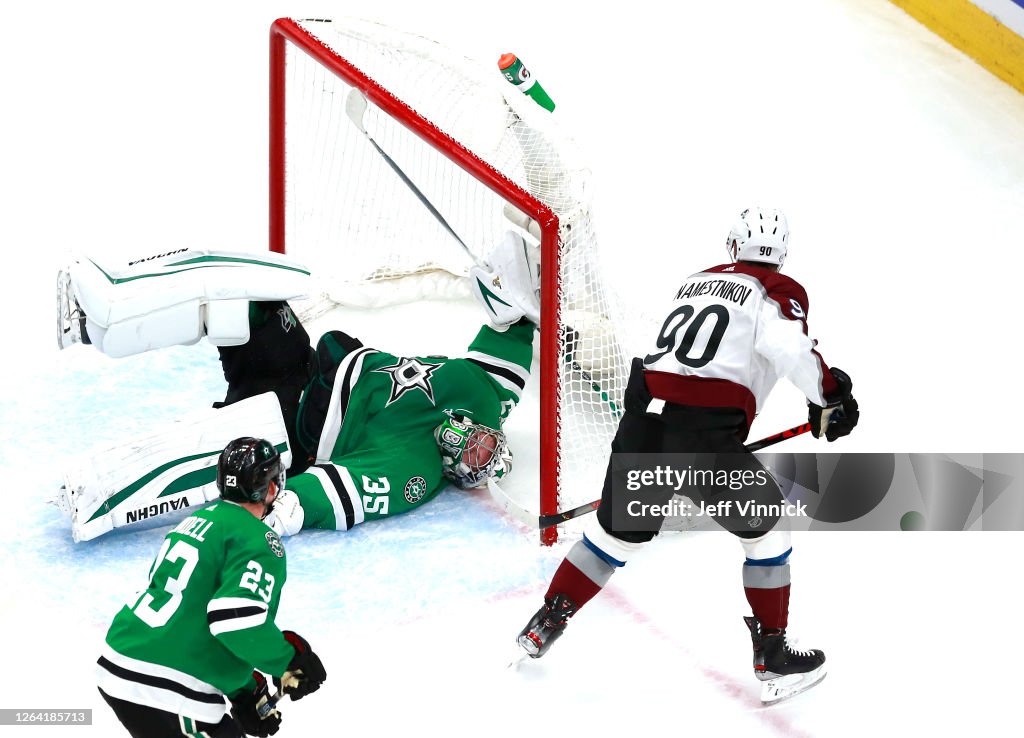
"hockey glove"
275,631,327,701
264,488,305,537
469,231,541,328
808,367,859,442
230,671,282,737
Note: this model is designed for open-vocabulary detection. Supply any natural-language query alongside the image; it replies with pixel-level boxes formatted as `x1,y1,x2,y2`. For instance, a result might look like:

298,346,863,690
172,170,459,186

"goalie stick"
345,90,473,259
344,88,621,417
488,422,812,529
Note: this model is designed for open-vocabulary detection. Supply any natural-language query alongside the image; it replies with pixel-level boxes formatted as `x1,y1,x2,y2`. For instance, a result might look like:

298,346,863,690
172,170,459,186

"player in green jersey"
97,437,327,737
57,232,541,541
264,315,531,536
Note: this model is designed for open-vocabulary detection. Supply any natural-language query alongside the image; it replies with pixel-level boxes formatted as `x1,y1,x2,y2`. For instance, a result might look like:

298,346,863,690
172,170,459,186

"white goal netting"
271,17,629,541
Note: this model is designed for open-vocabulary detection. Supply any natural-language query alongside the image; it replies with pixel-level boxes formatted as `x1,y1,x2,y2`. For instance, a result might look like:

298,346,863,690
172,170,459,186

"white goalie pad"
58,392,291,542
67,248,312,358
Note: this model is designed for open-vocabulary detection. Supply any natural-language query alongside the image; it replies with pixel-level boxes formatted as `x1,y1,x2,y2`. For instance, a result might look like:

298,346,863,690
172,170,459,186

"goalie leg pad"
63,249,311,358
204,298,252,347
62,392,291,542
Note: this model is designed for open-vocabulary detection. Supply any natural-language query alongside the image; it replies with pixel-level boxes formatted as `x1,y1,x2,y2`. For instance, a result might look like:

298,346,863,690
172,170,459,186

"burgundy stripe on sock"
744,584,791,630
547,560,603,609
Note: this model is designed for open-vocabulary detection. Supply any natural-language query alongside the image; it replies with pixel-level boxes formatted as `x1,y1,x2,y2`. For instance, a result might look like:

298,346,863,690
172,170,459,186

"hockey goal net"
269,17,627,544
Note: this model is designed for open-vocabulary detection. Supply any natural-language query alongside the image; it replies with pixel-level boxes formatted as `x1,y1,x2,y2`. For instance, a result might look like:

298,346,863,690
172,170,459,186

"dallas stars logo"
404,476,427,504
374,357,442,406
265,531,284,558
277,306,297,333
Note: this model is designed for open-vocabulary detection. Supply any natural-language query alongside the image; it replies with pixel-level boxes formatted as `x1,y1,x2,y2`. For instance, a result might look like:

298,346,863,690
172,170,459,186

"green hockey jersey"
288,321,534,531
97,501,294,723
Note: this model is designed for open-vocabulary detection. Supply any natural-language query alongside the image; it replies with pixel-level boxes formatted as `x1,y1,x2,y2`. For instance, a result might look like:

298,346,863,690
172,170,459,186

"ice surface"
3,0,1023,735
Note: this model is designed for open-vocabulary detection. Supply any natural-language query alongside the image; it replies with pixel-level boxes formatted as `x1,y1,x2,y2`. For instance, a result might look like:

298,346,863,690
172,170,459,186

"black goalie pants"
215,301,362,477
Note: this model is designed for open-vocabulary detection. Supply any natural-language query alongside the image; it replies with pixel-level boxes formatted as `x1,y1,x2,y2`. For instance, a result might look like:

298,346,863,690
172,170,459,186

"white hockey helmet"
725,207,789,267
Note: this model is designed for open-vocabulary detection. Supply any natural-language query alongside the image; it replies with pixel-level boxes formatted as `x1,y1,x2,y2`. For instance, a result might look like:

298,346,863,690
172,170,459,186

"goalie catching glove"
470,231,541,328
808,367,859,442
275,631,327,701
230,671,282,737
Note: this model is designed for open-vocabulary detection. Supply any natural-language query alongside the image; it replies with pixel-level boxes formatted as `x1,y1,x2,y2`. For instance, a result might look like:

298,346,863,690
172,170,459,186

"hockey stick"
488,422,812,530
344,89,621,416
257,686,285,719
256,670,300,718
345,90,473,261
745,422,811,452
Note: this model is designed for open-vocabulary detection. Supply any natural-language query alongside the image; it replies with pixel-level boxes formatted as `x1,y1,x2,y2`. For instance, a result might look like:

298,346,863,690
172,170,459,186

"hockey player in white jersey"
516,208,859,704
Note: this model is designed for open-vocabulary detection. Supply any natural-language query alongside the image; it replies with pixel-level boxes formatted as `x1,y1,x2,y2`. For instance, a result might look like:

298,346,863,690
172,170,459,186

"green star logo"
374,357,442,406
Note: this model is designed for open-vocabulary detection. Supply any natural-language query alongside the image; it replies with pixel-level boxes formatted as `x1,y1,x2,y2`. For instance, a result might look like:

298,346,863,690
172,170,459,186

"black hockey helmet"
216,437,285,504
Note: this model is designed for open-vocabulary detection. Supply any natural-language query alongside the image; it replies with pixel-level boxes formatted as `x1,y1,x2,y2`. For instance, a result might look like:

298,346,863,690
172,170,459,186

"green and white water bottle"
498,52,555,112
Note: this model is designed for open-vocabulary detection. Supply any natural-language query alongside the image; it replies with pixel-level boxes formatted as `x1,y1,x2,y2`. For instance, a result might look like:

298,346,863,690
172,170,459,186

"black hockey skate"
744,616,827,704
517,594,577,659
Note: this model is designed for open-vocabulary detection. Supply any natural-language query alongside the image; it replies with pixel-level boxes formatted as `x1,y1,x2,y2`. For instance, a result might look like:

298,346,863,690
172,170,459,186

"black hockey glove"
230,671,282,737
808,367,860,442
275,631,327,701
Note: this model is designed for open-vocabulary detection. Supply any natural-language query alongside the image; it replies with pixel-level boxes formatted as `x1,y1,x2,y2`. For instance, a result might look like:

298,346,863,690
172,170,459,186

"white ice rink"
4,0,1024,735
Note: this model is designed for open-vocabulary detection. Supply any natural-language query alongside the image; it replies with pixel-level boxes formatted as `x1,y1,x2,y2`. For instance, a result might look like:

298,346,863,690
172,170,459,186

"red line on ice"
602,585,815,738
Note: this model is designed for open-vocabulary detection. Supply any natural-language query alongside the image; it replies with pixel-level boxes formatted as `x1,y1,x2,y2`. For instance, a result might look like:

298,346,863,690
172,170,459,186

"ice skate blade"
507,638,538,669
50,485,72,514
759,666,827,705
505,646,532,671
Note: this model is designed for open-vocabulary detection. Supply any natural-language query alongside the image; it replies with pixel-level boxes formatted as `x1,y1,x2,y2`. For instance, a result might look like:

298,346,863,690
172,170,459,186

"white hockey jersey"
641,263,837,429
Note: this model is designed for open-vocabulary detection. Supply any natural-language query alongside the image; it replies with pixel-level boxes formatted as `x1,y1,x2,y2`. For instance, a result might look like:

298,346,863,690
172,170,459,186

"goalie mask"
217,437,286,504
434,413,512,490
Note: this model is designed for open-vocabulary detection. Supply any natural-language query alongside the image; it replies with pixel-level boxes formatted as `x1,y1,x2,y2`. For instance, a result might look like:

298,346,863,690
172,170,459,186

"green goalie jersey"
287,320,534,531
96,502,294,724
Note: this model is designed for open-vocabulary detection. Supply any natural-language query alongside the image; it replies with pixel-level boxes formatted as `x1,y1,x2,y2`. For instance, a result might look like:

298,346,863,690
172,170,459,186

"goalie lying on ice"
56,233,540,541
